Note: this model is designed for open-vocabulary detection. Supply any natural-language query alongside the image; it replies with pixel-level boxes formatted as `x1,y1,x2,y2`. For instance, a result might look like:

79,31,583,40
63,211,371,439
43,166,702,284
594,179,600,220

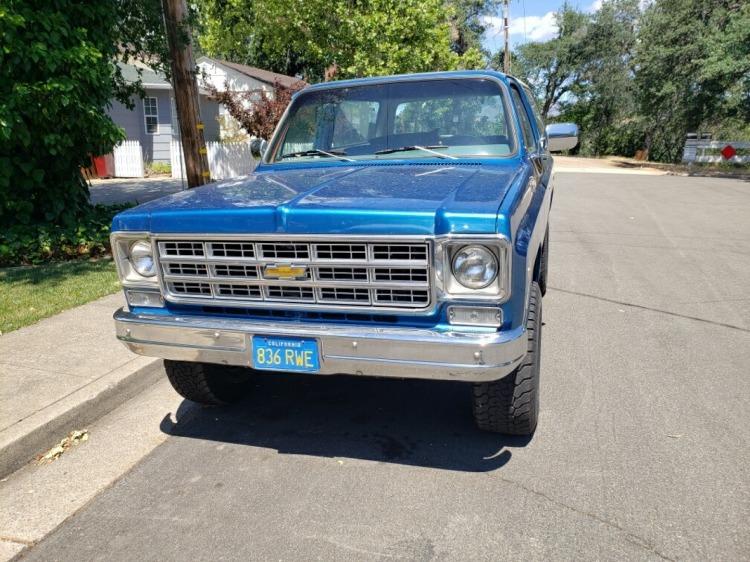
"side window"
509,86,536,152
522,85,545,138
280,104,317,155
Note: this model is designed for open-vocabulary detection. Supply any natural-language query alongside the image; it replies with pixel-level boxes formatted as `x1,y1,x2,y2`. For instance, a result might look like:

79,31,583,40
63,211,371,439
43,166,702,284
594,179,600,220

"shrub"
0,0,168,229
147,162,172,175
0,204,131,267
207,80,306,140
0,2,126,228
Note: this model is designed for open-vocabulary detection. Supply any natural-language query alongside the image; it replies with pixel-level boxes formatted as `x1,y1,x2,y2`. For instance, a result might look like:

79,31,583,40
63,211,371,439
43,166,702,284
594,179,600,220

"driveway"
18,173,750,561
88,177,185,206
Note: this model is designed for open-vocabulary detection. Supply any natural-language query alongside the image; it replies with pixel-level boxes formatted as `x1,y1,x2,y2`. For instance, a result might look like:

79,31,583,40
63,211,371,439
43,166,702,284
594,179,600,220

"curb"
0,357,163,479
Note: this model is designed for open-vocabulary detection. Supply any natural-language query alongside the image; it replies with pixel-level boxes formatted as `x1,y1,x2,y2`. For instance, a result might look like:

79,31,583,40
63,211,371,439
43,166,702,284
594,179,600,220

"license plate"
252,336,320,373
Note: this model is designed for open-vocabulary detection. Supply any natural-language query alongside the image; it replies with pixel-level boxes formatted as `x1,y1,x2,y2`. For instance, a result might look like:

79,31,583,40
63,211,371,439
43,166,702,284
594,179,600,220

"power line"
503,0,511,73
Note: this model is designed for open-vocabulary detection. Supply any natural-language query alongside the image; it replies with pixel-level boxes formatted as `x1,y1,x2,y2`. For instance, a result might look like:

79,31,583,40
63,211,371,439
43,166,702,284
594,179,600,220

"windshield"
269,78,515,162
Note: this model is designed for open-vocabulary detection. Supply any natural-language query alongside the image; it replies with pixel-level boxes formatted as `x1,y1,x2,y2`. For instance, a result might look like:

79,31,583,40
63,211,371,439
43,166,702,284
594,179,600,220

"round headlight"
451,245,498,289
129,241,156,277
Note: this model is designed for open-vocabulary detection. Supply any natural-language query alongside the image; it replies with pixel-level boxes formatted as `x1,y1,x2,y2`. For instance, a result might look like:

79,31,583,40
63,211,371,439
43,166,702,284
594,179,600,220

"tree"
504,4,589,118
497,0,748,161
560,0,640,156
1,1,124,227
634,0,750,161
113,0,171,105
0,0,169,229
448,0,499,57
206,81,305,140
196,0,485,82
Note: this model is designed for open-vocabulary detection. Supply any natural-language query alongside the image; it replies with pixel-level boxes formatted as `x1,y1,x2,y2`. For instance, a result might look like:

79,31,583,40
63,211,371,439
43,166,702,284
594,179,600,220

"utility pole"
161,0,210,188
503,0,511,74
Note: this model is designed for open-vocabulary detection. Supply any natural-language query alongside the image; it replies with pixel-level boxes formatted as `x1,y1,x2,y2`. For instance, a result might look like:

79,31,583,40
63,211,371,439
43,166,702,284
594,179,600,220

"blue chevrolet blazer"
111,70,578,434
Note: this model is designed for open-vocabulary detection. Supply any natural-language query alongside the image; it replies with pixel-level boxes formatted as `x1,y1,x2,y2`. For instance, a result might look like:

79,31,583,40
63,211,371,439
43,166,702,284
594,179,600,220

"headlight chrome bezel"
436,235,511,302
111,233,159,288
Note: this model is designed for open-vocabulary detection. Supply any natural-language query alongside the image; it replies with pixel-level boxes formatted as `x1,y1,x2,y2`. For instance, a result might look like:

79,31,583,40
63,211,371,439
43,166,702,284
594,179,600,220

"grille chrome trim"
153,235,434,313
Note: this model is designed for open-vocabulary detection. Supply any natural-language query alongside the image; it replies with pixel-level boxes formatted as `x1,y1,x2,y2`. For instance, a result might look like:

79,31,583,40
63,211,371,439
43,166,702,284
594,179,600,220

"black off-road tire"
164,360,253,405
538,226,549,297
472,282,542,435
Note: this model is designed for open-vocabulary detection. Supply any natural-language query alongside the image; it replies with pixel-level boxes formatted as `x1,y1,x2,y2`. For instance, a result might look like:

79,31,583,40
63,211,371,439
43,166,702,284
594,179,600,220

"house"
107,62,221,164
106,58,302,168
196,57,305,140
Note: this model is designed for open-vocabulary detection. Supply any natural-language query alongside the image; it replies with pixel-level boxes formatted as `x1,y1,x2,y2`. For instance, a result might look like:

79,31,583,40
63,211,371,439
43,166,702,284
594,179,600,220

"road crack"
549,286,750,334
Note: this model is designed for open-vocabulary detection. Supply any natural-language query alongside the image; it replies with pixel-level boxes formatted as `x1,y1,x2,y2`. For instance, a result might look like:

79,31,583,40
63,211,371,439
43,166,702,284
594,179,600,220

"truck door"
508,81,552,188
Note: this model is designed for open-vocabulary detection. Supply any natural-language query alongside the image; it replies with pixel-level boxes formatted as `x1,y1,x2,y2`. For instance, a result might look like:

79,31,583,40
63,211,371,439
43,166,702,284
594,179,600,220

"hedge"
0,204,131,267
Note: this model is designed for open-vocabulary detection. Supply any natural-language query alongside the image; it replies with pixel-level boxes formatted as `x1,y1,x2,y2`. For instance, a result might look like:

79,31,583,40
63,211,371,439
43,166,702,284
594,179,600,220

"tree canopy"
0,0,170,229
635,0,750,161
196,0,487,82
0,1,124,227
505,0,750,162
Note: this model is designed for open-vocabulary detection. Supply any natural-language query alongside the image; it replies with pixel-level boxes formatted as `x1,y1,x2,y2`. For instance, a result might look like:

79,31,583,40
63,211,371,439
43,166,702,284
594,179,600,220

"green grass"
0,259,121,334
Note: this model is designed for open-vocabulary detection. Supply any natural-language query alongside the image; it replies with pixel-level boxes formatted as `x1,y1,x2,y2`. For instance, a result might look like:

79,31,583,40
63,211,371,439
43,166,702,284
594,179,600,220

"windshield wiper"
280,149,354,162
374,145,456,160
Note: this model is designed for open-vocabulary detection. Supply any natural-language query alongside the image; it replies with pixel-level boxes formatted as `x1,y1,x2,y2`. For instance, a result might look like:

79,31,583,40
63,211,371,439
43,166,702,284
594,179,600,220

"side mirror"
250,138,268,159
545,123,579,152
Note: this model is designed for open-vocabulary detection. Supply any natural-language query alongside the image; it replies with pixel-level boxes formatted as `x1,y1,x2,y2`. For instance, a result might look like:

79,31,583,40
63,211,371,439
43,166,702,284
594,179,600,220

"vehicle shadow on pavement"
159,373,531,472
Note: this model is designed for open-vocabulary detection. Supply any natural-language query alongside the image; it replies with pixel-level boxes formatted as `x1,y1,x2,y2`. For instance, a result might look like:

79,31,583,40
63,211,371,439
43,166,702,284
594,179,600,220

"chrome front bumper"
113,308,527,382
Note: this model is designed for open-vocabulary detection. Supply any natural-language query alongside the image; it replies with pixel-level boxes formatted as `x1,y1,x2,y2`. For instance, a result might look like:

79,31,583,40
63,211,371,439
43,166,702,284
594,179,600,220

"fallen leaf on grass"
37,429,89,464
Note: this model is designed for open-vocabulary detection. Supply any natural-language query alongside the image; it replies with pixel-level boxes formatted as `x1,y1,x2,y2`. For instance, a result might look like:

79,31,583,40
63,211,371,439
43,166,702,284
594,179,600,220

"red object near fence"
92,154,115,178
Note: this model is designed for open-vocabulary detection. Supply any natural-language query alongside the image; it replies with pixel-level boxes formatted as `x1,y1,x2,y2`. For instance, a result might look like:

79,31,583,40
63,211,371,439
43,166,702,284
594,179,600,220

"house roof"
213,59,305,89
117,62,171,90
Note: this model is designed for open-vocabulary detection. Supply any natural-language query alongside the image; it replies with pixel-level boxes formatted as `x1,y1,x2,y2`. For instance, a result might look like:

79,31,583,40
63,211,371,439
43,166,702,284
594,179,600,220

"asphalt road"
19,172,750,561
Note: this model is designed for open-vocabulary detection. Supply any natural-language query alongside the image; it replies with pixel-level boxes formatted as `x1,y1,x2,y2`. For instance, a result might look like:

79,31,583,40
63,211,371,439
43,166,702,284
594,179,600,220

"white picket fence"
682,139,750,164
113,140,144,177
171,139,258,180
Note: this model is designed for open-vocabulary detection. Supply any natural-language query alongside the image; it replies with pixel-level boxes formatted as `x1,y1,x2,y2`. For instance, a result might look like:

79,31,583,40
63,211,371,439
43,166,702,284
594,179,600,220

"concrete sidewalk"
0,293,162,477
554,155,668,175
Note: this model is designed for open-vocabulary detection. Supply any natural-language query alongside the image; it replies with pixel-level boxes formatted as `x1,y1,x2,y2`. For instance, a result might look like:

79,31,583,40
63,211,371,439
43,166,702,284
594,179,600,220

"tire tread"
472,282,542,435
164,360,250,405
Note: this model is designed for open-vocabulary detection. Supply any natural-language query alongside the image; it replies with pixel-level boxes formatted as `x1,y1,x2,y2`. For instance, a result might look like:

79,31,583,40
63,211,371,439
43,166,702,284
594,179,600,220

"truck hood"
113,161,522,235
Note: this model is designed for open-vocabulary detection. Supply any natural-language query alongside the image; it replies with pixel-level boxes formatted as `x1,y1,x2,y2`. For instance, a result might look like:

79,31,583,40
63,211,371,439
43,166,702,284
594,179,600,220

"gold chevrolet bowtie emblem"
264,264,308,280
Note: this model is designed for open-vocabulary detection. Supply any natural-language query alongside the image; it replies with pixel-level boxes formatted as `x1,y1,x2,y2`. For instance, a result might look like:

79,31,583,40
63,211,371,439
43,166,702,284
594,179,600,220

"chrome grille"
161,241,204,257
165,262,208,277
267,286,314,301
315,244,367,260
216,284,262,298
260,243,309,260
319,287,370,303
212,264,259,279
317,267,368,281
169,280,211,295
374,288,430,306
209,242,255,258
372,244,427,261
156,237,432,312
373,267,428,282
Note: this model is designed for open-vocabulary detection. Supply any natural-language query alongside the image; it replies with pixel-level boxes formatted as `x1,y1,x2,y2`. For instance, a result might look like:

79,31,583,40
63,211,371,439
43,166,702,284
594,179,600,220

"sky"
481,0,603,53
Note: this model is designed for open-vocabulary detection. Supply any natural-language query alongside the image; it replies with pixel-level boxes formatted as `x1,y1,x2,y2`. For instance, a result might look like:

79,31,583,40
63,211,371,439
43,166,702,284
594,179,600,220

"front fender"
500,164,553,330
